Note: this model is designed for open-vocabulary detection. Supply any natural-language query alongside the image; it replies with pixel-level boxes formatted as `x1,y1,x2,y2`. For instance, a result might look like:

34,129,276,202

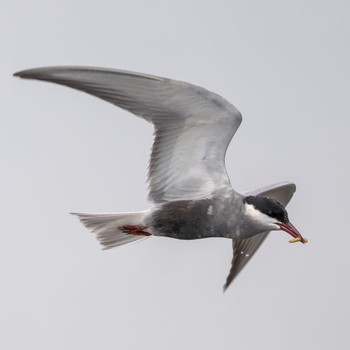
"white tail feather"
71,211,150,249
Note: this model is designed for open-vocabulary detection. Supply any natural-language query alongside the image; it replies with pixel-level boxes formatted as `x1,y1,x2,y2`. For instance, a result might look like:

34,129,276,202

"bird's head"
244,195,307,244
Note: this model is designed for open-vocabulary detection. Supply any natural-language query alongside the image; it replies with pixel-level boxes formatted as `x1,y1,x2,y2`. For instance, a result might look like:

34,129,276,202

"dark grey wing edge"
223,182,296,291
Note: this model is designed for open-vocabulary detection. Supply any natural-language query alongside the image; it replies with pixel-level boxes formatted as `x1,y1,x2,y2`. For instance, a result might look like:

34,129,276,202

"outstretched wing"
15,67,242,203
223,182,296,291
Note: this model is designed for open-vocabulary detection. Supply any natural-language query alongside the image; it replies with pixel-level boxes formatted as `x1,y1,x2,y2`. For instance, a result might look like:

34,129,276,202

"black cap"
244,195,289,224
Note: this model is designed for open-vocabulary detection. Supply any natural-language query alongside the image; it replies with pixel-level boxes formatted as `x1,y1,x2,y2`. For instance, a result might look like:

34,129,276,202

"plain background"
1,1,349,349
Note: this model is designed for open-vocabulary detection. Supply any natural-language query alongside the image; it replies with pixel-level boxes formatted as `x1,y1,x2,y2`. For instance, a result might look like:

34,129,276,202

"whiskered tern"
14,67,307,290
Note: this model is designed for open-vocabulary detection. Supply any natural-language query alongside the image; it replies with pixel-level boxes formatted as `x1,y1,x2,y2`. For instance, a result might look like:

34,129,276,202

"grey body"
150,190,265,240
150,191,243,239
14,66,298,289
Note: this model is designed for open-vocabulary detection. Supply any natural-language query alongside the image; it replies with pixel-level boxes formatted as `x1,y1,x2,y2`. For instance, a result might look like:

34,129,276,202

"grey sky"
1,1,349,349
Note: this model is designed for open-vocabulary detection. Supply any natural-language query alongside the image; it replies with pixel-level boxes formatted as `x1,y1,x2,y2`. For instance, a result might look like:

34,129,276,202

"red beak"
277,222,307,244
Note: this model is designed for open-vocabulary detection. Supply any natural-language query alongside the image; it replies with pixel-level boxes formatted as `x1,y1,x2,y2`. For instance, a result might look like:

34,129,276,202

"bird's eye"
268,210,286,222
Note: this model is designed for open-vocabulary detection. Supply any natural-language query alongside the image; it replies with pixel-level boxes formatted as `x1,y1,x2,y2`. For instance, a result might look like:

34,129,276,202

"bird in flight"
14,67,307,290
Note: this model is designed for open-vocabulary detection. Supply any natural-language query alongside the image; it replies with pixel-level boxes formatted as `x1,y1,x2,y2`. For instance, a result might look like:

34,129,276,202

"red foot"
118,225,151,236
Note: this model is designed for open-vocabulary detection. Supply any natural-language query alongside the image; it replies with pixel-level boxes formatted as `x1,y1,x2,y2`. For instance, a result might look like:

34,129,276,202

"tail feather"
71,211,151,249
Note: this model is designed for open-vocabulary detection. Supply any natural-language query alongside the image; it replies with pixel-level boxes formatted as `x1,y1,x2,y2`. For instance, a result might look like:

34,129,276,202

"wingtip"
13,66,166,82
70,212,85,218
13,68,39,79
13,66,56,79
13,70,23,78
223,279,232,292
13,66,64,79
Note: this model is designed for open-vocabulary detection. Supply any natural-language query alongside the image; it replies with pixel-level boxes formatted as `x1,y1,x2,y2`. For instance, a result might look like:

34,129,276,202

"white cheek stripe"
245,203,275,225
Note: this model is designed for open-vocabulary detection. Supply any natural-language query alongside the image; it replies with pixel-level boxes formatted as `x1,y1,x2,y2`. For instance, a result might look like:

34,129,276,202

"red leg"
118,225,151,236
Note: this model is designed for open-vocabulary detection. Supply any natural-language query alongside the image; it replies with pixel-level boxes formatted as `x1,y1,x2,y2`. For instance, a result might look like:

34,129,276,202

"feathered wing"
14,66,242,203
223,182,296,291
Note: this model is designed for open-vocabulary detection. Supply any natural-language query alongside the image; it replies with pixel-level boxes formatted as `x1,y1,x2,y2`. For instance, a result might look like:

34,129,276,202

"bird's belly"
149,199,235,240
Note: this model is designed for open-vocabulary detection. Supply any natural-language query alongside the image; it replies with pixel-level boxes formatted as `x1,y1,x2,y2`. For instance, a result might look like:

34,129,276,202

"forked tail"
71,211,151,249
